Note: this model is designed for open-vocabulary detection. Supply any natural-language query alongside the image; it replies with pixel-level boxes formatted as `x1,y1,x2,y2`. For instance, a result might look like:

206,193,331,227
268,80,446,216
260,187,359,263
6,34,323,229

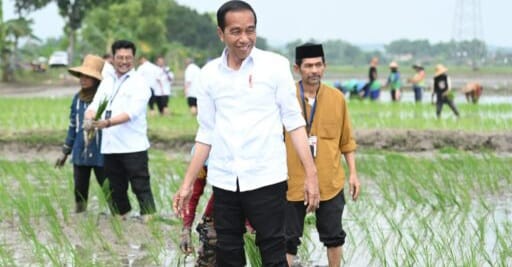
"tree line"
1,0,511,82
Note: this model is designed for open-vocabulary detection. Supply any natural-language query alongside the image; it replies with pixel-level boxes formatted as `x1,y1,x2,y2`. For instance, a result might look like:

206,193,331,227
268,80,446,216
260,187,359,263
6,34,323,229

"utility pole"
452,0,485,70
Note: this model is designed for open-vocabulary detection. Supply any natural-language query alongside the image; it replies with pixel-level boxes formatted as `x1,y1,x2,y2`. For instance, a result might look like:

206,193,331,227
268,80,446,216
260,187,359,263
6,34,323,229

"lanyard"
108,74,130,107
299,81,317,135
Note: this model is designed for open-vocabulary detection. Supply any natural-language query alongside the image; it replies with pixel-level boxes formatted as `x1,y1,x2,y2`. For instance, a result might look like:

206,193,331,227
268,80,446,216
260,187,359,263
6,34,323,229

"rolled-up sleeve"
339,98,357,153
195,70,215,145
274,57,305,132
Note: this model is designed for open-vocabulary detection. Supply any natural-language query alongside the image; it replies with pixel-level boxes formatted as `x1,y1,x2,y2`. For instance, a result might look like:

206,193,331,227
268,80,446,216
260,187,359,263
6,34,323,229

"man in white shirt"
183,58,200,115
155,56,174,116
85,40,156,222
137,55,162,116
172,1,319,266
101,53,115,80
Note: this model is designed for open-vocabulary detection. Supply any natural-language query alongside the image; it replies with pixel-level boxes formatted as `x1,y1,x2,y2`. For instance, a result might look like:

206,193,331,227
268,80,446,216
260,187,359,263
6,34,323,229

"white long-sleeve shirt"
184,63,201,98
88,69,151,154
159,66,174,96
195,47,305,192
137,61,161,94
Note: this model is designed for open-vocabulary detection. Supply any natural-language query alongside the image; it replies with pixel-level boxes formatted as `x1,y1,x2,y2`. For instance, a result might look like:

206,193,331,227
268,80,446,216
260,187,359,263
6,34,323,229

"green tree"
165,3,223,56
2,17,37,81
14,0,121,64
81,0,169,57
4,18,37,58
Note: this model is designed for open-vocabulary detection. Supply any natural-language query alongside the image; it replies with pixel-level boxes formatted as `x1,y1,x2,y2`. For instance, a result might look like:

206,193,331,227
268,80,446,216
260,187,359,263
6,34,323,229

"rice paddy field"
0,89,511,266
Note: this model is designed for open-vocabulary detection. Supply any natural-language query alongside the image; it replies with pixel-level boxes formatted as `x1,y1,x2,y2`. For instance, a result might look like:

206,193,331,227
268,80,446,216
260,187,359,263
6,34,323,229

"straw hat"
389,61,398,68
68,54,105,81
434,64,448,76
462,82,482,93
412,63,424,70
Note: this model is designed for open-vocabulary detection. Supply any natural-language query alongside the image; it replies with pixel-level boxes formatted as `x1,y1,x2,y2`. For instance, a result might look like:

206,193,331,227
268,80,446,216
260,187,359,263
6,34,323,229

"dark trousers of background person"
361,80,373,98
155,95,169,114
413,85,423,103
73,165,111,210
436,96,460,118
390,89,399,101
103,151,156,215
213,181,288,267
148,88,156,111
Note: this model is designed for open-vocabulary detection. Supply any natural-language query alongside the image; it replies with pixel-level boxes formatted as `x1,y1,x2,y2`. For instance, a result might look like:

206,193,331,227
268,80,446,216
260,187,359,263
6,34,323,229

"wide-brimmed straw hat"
68,54,105,81
434,64,448,76
389,61,398,68
412,63,424,70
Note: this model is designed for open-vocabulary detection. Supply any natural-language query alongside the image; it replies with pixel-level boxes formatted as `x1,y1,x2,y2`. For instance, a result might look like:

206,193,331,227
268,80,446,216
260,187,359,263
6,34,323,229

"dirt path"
2,129,511,162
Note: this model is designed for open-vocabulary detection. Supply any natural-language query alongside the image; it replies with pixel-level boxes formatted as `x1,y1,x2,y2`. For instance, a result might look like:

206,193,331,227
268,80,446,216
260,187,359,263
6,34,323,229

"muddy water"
299,195,512,267
2,148,511,267
367,91,512,104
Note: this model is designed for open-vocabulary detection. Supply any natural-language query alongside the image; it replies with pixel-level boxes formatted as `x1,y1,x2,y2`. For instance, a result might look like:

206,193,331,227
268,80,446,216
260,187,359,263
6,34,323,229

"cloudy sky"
3,0,511,47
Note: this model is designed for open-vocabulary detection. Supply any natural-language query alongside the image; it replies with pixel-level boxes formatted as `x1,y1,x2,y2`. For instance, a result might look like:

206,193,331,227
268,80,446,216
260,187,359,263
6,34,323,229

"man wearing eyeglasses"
85,40,156,223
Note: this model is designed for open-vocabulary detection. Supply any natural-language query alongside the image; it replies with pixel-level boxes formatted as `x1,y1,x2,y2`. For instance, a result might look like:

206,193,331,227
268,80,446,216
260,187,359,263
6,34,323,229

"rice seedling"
1,90,511,266
1,97,511,145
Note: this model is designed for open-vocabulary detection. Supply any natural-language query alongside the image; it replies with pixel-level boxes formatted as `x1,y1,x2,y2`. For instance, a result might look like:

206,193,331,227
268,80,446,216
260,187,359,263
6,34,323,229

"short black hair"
111,40,136,56
216,0,257,31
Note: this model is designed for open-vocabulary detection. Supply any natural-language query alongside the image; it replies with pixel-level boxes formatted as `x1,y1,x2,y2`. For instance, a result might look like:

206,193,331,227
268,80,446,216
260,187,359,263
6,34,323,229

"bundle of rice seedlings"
84,98,108,151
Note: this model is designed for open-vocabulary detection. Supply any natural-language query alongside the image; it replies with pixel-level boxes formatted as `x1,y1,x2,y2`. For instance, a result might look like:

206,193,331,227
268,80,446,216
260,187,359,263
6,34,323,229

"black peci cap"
295,43,324,62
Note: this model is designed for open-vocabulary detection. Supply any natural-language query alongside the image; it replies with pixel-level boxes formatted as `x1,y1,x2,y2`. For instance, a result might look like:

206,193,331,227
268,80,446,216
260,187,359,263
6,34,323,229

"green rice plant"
0,245,16,267
244,232,262,267
350,151,512,266
296,214,316,264
2,139,511,266
1,95,512,146
348,101,512,132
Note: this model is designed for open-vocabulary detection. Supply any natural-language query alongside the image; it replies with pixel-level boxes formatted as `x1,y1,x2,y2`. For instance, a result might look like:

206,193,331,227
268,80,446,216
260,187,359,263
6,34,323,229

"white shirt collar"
115,68,134,81
220,47,257,71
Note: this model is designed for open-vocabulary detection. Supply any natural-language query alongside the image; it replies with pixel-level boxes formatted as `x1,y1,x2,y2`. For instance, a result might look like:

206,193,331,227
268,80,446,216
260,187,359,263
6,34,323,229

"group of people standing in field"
339,56,486,119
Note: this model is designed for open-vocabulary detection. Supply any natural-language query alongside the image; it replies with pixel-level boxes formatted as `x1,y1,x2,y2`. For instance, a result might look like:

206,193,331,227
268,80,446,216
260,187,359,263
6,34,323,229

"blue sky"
3,0,511,47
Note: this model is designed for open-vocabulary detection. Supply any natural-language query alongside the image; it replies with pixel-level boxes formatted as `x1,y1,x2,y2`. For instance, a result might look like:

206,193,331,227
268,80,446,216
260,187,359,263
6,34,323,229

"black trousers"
213,181,288,267
286,190,346,255
103,151,156,215
148,88,156,110
436,96,460,118
155,95,169,114
73,165,108,204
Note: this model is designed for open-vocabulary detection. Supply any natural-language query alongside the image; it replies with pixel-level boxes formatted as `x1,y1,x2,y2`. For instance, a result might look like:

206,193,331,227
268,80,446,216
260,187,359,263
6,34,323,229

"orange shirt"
285,83,357,201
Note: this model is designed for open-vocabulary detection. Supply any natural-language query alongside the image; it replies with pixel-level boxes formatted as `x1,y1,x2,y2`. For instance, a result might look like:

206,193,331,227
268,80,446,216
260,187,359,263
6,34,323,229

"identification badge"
105,110,112,119
308,136,317,158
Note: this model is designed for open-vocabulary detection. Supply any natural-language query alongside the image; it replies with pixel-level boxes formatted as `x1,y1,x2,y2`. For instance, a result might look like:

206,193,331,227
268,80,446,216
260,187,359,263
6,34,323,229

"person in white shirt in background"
85,40,156,223
137,55,162,116
172,1,319,266
101,53,115,80
183,58,201,115
155,56,174,116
